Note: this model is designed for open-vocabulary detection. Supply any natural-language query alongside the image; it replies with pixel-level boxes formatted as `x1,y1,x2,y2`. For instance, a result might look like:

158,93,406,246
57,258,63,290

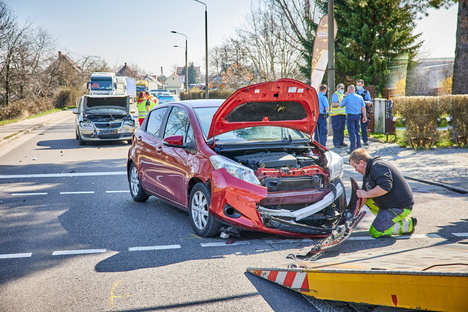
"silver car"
74,95,136,145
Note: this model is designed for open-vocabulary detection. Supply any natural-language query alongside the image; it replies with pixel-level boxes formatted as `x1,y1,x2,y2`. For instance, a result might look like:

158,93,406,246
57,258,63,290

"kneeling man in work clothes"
349,148,417,238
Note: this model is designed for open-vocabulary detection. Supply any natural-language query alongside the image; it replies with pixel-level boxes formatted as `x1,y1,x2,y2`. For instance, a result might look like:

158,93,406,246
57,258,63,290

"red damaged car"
127,79,349,238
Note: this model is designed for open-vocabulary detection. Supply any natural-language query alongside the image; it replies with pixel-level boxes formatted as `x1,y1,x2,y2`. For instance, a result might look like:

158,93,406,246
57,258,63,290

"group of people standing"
314,80,417,238
136,91,159,125
314,79,372,154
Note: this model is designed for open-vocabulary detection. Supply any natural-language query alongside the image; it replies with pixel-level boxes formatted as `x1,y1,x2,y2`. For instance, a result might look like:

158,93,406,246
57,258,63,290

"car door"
155,106,195,207
136,106,168,195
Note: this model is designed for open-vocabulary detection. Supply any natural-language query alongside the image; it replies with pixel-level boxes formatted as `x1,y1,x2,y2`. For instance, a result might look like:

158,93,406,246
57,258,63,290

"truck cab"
88,72,117,95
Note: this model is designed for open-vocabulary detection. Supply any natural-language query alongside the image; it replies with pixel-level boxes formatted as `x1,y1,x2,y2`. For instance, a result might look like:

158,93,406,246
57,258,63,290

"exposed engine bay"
231,149,329,192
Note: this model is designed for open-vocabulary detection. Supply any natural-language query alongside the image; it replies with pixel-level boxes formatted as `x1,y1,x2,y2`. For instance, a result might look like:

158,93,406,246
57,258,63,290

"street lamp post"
194,0,208,99
171,31,189,95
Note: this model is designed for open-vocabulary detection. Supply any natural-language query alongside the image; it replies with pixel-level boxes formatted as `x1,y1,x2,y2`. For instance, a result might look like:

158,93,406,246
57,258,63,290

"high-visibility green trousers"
366,199,415,238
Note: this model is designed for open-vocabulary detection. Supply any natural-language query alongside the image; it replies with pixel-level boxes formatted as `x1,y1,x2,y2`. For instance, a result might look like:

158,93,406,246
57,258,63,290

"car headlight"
325,150,344,181
123,119,135,126
80,121,94,128
210,155,260,185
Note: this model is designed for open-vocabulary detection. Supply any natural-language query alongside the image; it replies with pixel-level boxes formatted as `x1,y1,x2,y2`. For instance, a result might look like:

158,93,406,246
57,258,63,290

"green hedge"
0,87,81,121
393,95,468,147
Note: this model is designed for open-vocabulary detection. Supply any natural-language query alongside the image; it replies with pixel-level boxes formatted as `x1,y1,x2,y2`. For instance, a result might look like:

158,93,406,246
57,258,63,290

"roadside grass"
369,130,459,149
0,107,73,126
343,128,459,149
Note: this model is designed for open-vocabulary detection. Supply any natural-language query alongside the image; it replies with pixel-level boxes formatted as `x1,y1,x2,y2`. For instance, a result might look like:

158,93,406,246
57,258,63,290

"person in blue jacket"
340,85,367,153
314,84,329,146
356,79,372,146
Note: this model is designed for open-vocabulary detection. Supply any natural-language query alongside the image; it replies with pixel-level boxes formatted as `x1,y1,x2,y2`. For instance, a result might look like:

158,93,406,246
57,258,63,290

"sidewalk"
331,139,468,193
0,109,74,147
1,110,467,193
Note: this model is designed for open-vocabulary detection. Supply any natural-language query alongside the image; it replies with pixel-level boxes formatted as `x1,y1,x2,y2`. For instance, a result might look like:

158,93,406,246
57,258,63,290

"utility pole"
327,0,335,132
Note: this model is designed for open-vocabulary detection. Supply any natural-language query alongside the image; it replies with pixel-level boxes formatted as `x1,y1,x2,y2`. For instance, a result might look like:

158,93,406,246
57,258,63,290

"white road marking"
11,192,48,196
106,190,129,193
264,239,313,244
52,249,107,256
0,253,32,259
348,236,375,240
60,191,95,195
0,171,126,179
128,245,181,251
453,233,468,237
200,241,250,247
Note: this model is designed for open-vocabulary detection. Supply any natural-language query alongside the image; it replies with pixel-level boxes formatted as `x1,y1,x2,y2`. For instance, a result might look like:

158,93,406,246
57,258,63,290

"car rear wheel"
189,183,221,237
129,162,149,202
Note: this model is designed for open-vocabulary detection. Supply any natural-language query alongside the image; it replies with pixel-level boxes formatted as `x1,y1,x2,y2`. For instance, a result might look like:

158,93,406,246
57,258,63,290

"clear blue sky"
4,0,458,76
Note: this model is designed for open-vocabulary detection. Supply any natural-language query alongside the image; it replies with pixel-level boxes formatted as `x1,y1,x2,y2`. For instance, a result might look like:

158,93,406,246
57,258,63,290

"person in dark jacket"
349,148,417,238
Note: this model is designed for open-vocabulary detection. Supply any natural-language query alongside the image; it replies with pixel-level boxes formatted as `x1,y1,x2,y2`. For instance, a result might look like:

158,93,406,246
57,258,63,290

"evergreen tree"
321,0,422,95
181,62,198,86
188,62,198,86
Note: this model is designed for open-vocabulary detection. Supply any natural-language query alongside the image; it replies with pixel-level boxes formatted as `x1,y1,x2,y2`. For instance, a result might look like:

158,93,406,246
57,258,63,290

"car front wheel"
129,162,149,202
189,183,221,237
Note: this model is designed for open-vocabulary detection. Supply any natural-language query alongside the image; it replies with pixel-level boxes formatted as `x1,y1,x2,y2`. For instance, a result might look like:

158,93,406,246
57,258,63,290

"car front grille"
262,176,323,192
94,122,122,129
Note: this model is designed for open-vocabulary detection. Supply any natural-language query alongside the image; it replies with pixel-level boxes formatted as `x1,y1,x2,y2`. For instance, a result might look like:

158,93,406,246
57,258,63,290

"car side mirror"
72,108,79,114
163,135,185,147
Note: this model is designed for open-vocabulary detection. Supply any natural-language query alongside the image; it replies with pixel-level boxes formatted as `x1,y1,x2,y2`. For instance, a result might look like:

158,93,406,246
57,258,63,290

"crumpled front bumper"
209,168,358,237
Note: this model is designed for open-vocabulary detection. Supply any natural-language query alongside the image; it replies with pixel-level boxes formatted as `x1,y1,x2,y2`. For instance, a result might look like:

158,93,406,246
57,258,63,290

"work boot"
408,217,417,235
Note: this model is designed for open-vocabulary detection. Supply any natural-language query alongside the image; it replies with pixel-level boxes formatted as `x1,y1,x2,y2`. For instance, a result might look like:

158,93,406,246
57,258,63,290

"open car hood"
207,79,319,139
83,95,130,112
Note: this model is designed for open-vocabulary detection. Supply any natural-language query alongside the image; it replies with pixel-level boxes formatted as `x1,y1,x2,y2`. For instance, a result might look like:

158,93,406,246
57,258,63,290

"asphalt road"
0,115,466,312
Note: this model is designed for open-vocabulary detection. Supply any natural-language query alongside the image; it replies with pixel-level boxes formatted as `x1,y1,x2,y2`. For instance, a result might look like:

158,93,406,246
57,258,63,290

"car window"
193,106,218,138
217,126,307,143
146,107,168,137
164,107,191,139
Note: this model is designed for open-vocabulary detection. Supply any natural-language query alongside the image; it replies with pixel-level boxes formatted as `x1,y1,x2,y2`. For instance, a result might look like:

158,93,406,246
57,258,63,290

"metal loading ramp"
247,242,468,311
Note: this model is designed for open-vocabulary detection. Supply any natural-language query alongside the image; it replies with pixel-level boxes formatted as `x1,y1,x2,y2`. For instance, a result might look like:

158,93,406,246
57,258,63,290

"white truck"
116,76,137,98
88,72,117,95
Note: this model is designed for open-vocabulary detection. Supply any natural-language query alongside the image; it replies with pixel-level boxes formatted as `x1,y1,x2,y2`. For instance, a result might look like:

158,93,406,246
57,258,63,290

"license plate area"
98,129,118,135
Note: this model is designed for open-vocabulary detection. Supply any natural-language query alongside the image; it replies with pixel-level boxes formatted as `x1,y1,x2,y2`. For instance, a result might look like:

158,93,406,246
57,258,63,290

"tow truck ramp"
247,266,467,311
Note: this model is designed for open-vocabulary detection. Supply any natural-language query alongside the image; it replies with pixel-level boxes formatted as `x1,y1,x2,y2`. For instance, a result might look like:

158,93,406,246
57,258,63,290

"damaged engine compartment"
214,143,346,235
216,145,330,193
233,150,327,192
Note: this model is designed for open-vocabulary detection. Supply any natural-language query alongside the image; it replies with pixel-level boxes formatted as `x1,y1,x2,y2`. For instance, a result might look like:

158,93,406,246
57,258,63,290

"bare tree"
208,0,307,88
236,1,303,82
269,0,320,80
14,27,56,99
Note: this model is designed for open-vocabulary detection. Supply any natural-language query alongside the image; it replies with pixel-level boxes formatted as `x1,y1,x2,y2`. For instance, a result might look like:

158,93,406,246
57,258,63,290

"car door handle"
137,136,142,141
156,145,163,152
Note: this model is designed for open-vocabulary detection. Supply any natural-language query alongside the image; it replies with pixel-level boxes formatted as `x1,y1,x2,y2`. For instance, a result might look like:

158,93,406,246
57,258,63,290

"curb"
405,176,468,194
0,121,48,147
0,110,73,147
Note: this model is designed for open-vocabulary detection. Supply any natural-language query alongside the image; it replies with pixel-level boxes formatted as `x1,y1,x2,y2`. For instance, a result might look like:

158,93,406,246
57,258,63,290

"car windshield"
193,106,308,143
90,80,112,90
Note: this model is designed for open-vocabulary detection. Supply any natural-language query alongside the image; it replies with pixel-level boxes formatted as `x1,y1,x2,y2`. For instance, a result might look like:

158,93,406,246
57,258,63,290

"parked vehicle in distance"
157,94,176,104
115,76,137,99
74,95,136,145
127,79,348,238
136,80,149,93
